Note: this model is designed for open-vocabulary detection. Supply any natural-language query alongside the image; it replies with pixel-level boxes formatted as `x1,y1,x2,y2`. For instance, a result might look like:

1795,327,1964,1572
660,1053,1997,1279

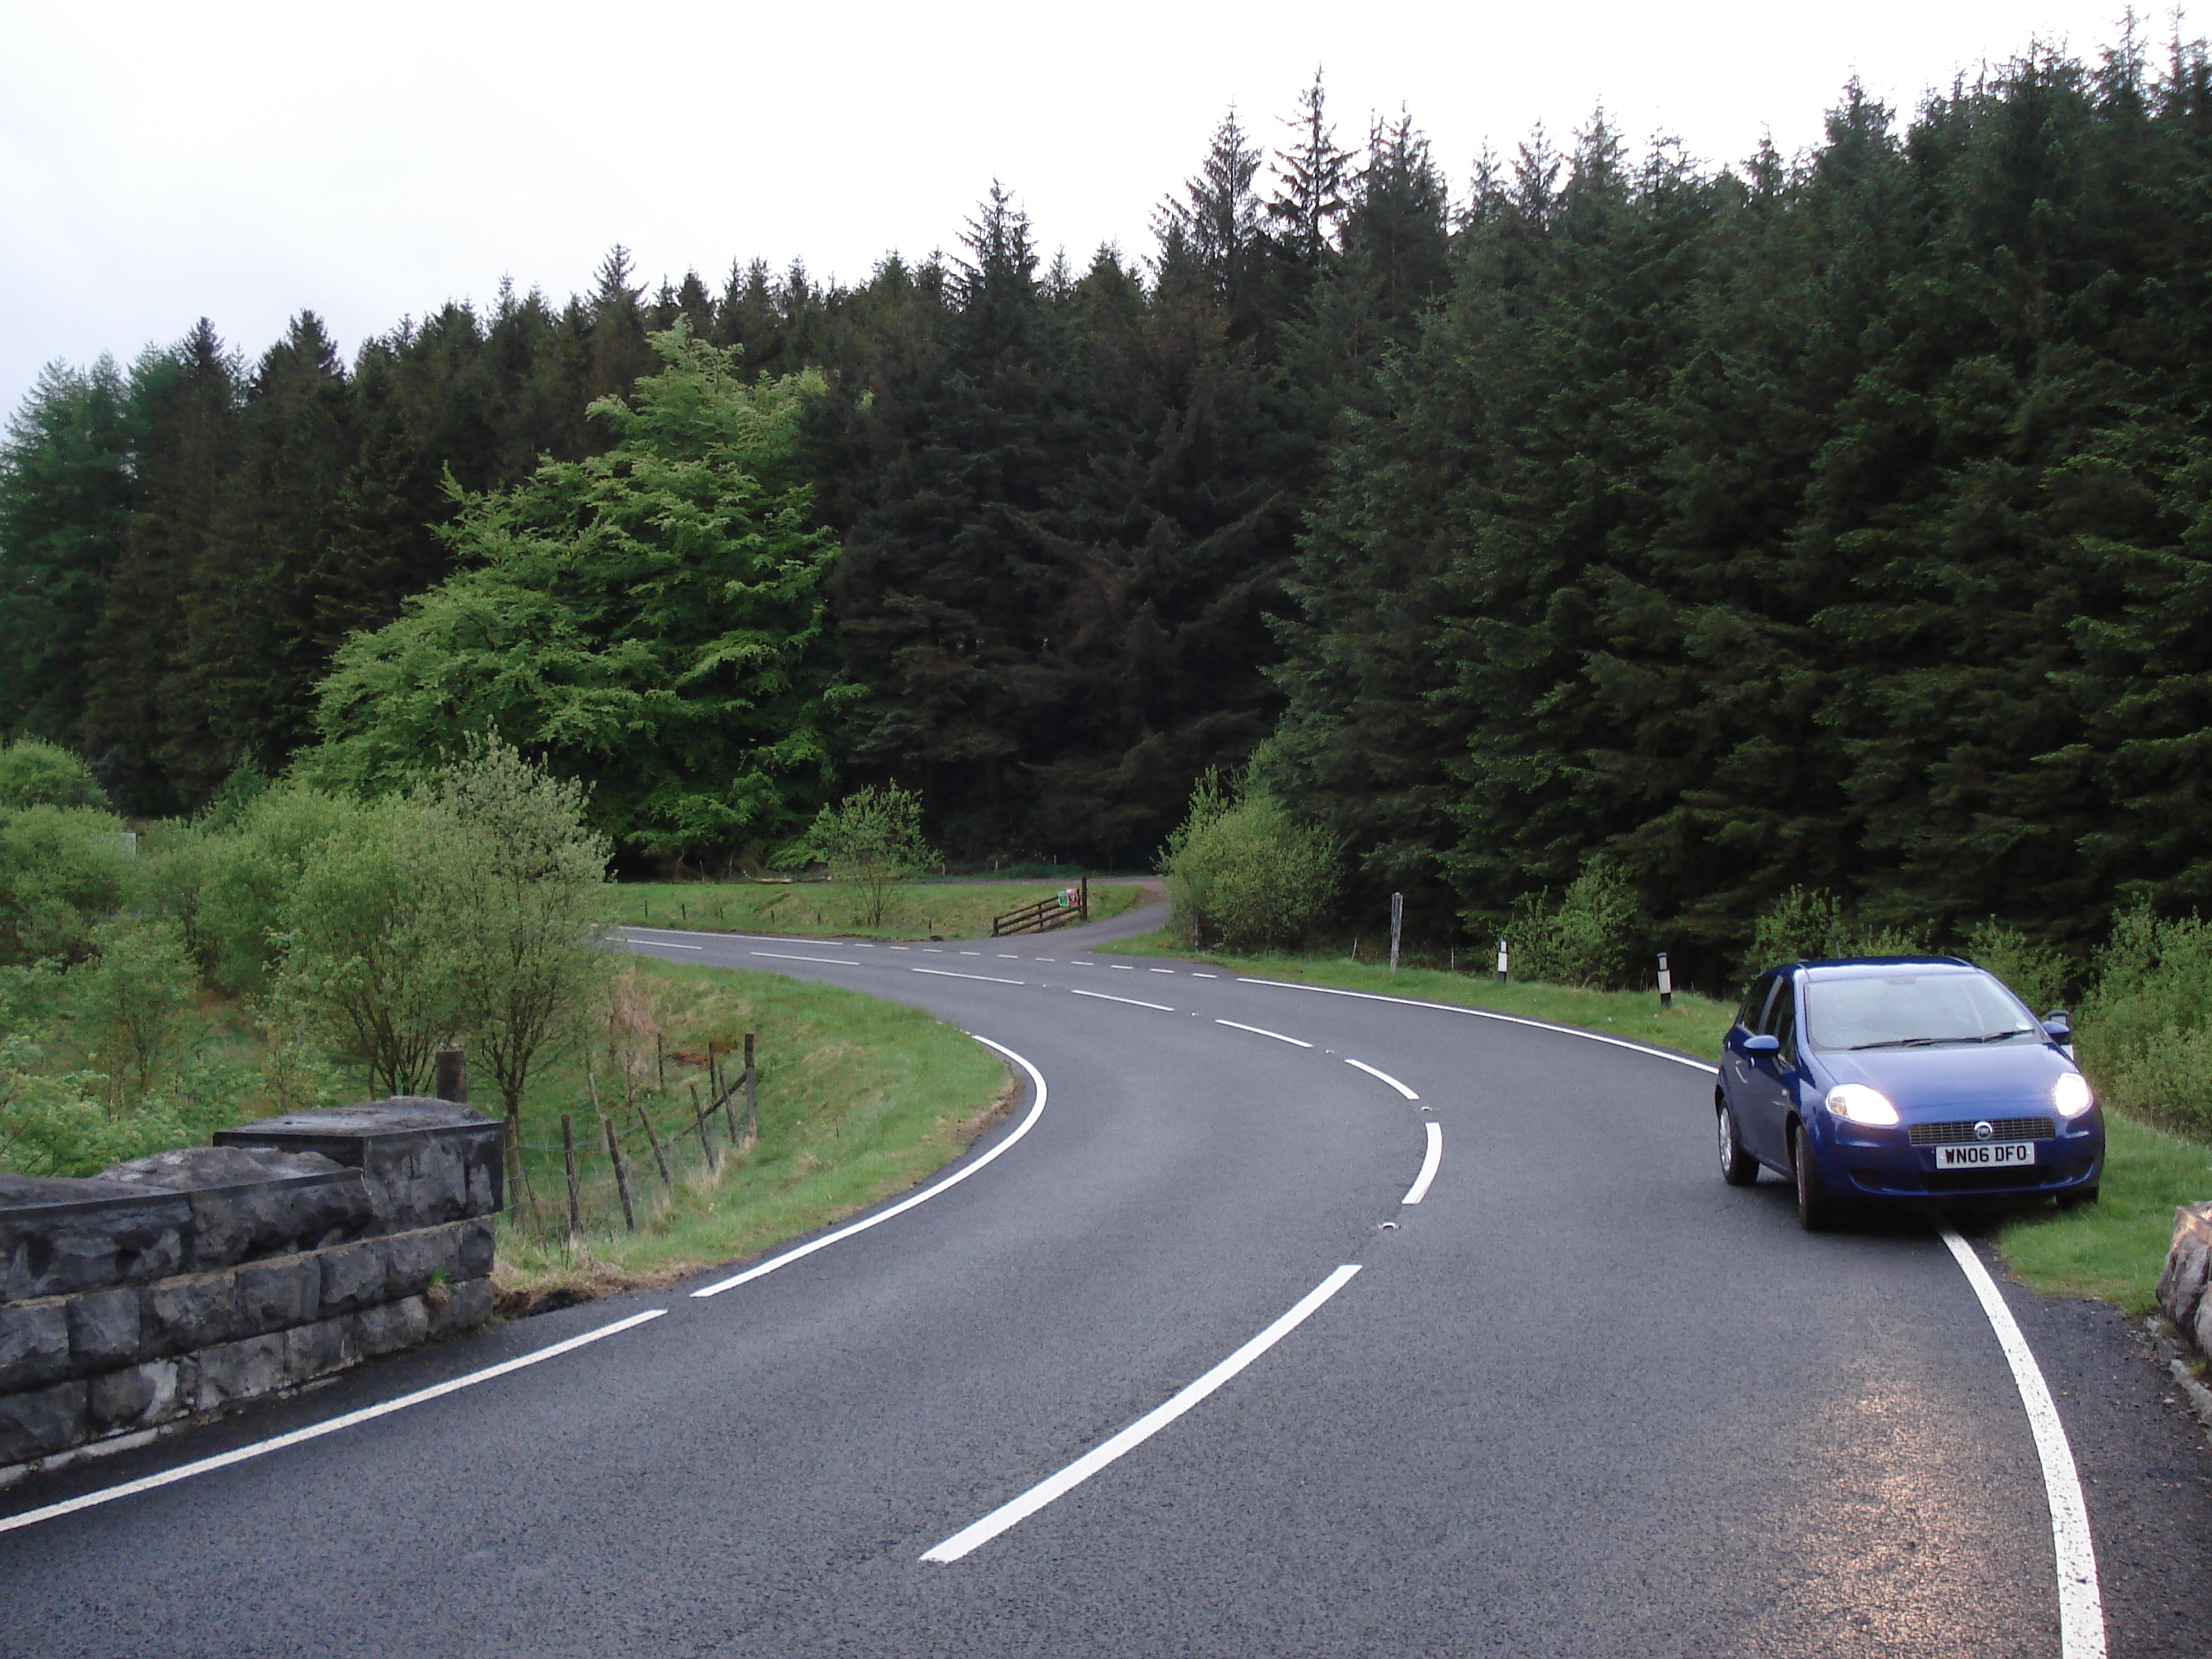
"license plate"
1936,1142,2036,1169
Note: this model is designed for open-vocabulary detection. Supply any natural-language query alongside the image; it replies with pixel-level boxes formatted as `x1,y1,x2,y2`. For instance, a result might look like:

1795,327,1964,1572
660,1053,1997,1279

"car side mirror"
2042,1009,2072,1042
1744,1033,1781,1054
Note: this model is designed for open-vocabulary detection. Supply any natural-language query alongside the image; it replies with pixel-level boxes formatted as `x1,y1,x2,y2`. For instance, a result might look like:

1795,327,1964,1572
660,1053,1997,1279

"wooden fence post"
561,1113,581,1241
689,1082,716,1168
603,1115,637,1232
742,1032,759,1148
638,1104,672,1187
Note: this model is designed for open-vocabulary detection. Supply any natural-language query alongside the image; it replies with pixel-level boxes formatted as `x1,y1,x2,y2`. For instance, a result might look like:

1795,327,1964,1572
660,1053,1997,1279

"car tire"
1716,1103,1759,1186
2057,1185,2100,1210
1793,1121,1843,1232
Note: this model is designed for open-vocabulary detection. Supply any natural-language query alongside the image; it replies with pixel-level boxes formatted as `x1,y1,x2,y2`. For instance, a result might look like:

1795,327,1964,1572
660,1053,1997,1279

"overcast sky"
0,0,2173,421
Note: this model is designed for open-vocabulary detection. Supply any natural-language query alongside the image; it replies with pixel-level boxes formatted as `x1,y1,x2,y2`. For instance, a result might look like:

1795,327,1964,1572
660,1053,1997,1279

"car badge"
1974,1120,1994,1140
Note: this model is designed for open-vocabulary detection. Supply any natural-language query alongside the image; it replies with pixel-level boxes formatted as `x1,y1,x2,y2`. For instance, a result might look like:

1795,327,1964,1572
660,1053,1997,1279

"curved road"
2,903,2208,1657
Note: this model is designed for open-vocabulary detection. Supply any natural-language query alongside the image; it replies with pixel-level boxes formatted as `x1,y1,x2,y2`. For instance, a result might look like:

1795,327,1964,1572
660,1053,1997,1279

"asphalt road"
3,902,2209,1657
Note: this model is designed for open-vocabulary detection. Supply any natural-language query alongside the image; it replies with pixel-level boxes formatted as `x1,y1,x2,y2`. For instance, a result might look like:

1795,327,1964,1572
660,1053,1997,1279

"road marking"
1344,1057,1419,1100
960,951,983,956
921,948,944,953
921,1265,1363,1562
1237,978,1718,1074
1403,1122,1443,1204
998,953,1020,958
751,951,862,966
1941,1229,2107,1658
1148,968,1175,974
1070,989,1174,1012
1192,972,1218,978
1109,964,1136,971
0,1309,668,1536
913,968,1025,985
889,947,910,951
622,937,704,950
1035,958,1057,962
693,1036,1049,1299
1214,1019,1312,1049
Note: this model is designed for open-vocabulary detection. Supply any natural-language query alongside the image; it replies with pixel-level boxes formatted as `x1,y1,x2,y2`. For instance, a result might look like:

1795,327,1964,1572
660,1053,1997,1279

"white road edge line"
691,1036,1049,1298
0,1309,668,1536
1940,1229,2108,1659
1344,1057,1419,1100
1070,988,1174,1012
750,951,862,966
910,968,1026,985
1214,1019,1312,1049
1403,1122,1443,1204
921,1264,1363,1563
1238,976,1716,1073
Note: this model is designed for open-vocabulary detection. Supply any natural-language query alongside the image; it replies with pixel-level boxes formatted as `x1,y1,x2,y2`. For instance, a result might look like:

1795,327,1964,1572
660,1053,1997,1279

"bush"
1739,887,1931,977
0,739,106,809
69,914,198,1111
181,784,364,994
1505,859,1646,989
1161,775,1338,954
2076,906,2212,1137
1961,918,2071,1011
0,804,139,964
796,785,934,927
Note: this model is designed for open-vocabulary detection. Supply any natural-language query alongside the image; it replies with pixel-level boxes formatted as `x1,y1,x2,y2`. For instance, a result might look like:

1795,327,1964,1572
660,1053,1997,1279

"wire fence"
505,1033,760,1242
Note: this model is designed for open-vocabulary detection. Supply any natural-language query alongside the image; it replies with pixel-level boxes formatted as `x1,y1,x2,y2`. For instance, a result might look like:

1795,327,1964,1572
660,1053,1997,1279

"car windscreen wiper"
1846,1037,1940,1049
1847,1027,2035,1050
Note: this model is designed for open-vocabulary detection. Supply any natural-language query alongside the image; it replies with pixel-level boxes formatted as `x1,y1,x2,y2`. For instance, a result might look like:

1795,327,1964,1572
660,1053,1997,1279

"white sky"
0,0,2170,419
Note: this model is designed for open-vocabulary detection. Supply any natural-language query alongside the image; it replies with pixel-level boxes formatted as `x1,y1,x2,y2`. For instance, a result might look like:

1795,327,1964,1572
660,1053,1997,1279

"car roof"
1763,956,1980,980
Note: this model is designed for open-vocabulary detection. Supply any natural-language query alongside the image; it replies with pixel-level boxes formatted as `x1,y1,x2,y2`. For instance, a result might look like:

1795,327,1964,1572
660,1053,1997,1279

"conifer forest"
10,37,2212,983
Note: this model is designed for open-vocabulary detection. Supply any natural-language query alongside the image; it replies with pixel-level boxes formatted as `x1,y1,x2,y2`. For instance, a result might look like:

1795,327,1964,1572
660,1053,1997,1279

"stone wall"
0,1100,502,1473
2156,1201,2212,1357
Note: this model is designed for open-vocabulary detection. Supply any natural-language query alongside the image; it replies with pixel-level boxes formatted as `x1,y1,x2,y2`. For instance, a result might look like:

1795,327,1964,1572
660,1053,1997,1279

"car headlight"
2053,1072,2095,1118
1826,1084,1900,1126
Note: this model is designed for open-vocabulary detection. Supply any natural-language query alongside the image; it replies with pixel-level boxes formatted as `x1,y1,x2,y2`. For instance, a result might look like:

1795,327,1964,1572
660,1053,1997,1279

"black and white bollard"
1496,936,1509,984
1390,892,1404,973
1658,951,1673,1009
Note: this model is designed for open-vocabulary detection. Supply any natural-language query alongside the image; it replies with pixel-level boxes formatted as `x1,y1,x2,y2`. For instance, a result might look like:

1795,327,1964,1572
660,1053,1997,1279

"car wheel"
1792,1121,1842,1232
1716,1103,1759,1186
2056,1185,2100,1210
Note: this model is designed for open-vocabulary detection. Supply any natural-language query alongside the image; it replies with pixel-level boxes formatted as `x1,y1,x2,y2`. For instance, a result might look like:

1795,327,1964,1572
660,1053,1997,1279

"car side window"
1768,979,1798,1065
1737,975,1774,1033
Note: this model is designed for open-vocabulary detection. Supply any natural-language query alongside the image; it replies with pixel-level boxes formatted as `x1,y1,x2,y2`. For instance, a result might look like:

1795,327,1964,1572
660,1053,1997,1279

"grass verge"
1105,927,2212,1310
493,958,1009,1309
615,879,1141,940
1100,928,1735,1060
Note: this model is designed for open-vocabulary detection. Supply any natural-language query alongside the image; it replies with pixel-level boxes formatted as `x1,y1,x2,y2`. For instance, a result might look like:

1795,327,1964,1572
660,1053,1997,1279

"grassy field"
614,879,1143,940
1101,928,1736,1060
493,958,1010,1307
1102,927,2212,1309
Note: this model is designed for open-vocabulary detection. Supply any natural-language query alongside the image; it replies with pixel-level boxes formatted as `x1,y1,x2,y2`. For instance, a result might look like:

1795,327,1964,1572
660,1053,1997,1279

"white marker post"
1496,936,1509,983
1658,951,1673,1009
1389,892,1403,973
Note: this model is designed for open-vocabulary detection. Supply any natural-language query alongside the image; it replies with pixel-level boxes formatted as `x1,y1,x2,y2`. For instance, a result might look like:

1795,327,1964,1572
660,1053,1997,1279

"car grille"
1908,1116,2056,1146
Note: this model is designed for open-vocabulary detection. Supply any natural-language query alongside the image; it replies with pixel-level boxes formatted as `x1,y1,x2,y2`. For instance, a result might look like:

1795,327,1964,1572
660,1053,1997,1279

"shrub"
796,784,934,927
1961,918,2071,1011
0,739,106,809
69,914,198,1111
185,784,364,994
1161,775,1338,954
1505,858,1646,988
1742,887,1852,972
2076,906,2212,1137
0,804,139,964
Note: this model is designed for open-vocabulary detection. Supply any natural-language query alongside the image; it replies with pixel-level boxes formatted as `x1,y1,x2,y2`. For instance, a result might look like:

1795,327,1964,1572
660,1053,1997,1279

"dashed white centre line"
912,968,1026,985
1070,988,1174,1012
1343,1057,1420,1100
1109,964,1136,971
750,951,862,966
625,939,704,950
1214,1019,1312,1049
1402,1122,1443,1204
1192,972,1218,978
1148,968,1175,974
920,1265,1362,1562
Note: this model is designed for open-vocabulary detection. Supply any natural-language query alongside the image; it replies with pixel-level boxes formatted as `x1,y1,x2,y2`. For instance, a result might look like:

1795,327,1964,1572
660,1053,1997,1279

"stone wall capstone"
2158,1201,2212,1358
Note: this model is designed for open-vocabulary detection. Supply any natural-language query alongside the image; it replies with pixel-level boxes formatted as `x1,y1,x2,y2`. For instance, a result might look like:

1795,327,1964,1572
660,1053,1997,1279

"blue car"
1716,956,2103,1229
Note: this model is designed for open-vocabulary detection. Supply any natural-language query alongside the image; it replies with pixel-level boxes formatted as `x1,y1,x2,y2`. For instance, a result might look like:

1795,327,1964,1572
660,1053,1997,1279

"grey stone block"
354,1296,430,1359
0,1173,191,1299
64,1287,141,1372
2157,1203,2212,1331
456,1218,496,1280
282,1314,357,1383
0,1378,87,1463
438,1276,494,1337
141,1269,240,1356
317,1240,386,1315
236,1254,320,1334
99,1145,373,1269
194,1333,287,1412
0,1301,69,1392
88,1360,184,1432
217,1098,504,1231
383,1225,460,1301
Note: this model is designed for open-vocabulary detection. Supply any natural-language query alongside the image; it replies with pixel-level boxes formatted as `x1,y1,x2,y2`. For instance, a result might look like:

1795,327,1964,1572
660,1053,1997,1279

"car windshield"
1803,971,2035,1051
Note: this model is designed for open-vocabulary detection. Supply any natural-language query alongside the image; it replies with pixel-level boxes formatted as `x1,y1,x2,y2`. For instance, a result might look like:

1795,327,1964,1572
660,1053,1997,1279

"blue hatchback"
1716,957,2104,1229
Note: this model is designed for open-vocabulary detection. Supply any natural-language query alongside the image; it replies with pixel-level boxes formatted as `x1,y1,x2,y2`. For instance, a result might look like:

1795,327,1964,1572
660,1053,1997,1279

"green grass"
1101,928,1735,1061
1105,927,2212,1310
493,957,1009,1306
1997,1112,2212,1309
613,878,1143,940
